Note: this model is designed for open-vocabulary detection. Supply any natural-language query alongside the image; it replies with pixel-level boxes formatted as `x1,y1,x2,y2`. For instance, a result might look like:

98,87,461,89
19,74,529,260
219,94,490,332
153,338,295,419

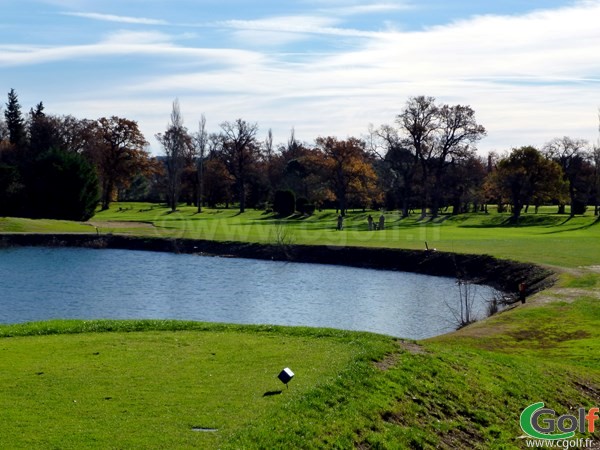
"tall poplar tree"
156,99,194,212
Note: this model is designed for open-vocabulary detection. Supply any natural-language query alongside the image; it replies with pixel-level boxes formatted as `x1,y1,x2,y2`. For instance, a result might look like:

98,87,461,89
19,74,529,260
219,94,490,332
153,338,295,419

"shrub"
273,189,296,217
303,204,316,215
26,148,99,221
296,197,308,214
0,164,23,216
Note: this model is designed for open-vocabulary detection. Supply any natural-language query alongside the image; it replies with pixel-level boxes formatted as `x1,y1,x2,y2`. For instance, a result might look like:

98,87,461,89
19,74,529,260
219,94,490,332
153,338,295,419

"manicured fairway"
4,202,598,267
0,321,390,449
1,203,600,448
1,285,599,450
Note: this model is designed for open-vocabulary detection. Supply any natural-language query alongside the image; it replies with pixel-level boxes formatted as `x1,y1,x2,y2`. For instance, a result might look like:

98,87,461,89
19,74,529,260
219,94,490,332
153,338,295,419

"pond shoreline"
0,233,555,297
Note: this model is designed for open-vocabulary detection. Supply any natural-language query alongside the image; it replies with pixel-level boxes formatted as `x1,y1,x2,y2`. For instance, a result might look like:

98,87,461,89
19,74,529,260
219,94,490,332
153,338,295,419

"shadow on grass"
262,390,283,397
459,214,565,229
255,213,307,222
558,216,574,226
541,215,600,234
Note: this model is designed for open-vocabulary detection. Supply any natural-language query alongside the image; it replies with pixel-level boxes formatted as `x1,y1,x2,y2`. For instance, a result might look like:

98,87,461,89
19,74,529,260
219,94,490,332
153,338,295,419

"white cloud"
7,1,600,153
321,2,415,16
99,30,173,45
217,15,380,46
0,30,265,68
63,11,167,25
143,1,600,150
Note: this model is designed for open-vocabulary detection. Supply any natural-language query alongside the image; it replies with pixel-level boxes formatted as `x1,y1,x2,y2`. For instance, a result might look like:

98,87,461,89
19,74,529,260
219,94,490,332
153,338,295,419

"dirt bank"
0,233,555,296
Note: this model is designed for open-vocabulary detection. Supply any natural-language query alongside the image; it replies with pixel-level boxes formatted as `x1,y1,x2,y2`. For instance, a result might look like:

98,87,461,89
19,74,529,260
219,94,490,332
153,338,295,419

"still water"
0,247,496,339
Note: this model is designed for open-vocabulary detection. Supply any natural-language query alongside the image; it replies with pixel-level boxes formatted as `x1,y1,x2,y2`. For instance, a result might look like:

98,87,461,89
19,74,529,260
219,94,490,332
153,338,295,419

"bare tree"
156,99,194,212
263,127,276,199
429,104,486,216
265,128,274,159
216,119,260,213
445,279,477,329
0,106,7,143
543,136,591,215
397,96,438,217
395,96,486,218
372,123,417,217
194,114,208,213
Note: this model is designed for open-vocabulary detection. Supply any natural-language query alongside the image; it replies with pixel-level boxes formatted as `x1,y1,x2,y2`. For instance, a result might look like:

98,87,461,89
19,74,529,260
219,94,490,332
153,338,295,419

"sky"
1,0,599,155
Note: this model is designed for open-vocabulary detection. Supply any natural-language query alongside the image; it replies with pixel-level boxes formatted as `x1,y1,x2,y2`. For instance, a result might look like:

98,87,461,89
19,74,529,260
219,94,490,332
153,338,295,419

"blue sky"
1,0,599,154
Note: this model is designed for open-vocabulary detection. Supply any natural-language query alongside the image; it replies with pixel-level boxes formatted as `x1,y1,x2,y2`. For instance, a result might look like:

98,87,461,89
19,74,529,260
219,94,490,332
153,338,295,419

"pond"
0,247,498,339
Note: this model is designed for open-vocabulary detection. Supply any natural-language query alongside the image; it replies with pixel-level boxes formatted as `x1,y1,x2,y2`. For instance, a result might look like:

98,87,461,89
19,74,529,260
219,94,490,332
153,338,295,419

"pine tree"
28,101,56,156
4,89,26,148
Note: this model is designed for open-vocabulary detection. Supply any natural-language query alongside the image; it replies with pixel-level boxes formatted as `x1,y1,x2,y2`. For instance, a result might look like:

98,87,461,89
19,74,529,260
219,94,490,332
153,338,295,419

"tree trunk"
196,159,203,213
431,206,439,218
101,179,113,210
338,197,347,216
512,199,522,221
401,196,409,218
239,180,246,213
451,200,461,215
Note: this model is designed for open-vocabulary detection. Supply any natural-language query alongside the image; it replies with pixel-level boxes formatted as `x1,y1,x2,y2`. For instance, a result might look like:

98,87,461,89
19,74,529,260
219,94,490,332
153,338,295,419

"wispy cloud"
218,15,380,42
129,1,600,148
0,30,265,68
5,1,600,152
63,11,168,25
99,30,173,45
321,2,415,16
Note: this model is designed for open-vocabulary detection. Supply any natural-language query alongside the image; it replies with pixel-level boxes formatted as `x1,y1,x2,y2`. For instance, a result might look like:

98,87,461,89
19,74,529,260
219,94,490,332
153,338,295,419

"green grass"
0,217,93,233
2,202,600,266
65,203,600,266
0,321,392,449
2,203,600,447
1,311,598,449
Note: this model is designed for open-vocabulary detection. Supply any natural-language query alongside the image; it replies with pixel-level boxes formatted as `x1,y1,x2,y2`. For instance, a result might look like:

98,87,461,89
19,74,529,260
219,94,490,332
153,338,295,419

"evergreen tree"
28,101,58,157
26,148,99,221
0,163,23,215
4,89,26,148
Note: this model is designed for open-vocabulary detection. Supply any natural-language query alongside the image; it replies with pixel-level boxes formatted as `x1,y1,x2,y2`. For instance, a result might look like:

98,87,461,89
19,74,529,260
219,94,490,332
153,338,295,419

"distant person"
367,215,374,231
379,213,385,231
337,214,344,231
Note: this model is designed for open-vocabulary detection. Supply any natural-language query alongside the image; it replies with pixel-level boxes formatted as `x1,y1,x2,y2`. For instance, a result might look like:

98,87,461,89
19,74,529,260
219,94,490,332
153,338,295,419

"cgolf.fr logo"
520,402,599,440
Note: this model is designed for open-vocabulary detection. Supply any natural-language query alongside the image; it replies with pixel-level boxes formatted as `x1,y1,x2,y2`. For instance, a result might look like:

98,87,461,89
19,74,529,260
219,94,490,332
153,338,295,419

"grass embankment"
1,203,599,448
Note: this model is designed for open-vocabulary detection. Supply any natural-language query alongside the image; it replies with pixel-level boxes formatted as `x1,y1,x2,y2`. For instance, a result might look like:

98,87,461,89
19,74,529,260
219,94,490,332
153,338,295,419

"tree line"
1,90,599,221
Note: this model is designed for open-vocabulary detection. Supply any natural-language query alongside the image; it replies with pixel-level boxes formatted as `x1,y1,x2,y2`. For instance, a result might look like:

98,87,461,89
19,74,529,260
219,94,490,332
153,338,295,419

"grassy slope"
1,203,600,448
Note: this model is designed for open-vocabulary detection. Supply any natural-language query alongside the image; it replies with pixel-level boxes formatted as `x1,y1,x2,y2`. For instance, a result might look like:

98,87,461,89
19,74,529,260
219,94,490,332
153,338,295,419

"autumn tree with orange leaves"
311,136,381,215
89,116,150,210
